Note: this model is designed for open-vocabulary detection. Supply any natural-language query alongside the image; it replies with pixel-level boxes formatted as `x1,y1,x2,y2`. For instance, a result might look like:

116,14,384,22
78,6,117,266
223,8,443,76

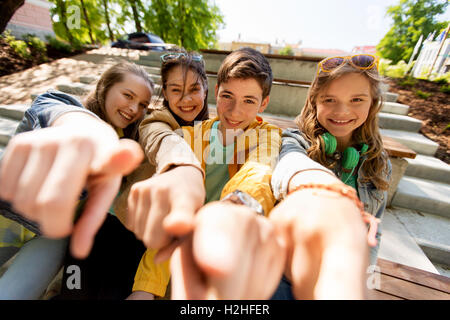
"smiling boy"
128,47,284,299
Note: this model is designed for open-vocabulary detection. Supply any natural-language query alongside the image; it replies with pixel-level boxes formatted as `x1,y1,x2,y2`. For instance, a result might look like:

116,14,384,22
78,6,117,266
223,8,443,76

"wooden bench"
367,258,450,300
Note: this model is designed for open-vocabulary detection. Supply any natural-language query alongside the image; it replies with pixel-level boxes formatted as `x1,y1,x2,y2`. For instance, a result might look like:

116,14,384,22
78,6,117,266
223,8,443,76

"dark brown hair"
217,47,273,99
83,61,154,140
296,61,390,190
159,47,209,126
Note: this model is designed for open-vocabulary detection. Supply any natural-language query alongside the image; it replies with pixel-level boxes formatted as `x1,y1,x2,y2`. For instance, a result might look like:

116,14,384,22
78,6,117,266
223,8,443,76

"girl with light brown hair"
270,54,392,299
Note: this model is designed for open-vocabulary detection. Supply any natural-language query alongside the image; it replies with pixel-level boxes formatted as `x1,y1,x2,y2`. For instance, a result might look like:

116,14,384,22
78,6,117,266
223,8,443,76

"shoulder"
24,89,96,129
142,106,180,130
281,128,311,149
385,154,392,178
33,89,84,108
252,117,281,133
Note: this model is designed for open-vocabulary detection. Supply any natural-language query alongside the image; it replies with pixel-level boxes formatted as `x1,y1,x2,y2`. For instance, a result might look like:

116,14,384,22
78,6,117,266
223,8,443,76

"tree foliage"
50,0,108,46
45,0,223,50
279,45,294,56
377,0,448,64
143,0,224,50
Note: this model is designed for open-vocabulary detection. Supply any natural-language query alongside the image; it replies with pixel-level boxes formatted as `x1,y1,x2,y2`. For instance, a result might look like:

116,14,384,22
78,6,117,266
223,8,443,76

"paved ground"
0,48,141,105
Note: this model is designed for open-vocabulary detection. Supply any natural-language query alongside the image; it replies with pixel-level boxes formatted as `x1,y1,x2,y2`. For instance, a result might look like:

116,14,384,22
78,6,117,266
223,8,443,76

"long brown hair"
158,47,209,126
83,61,154,140
296,62,390,190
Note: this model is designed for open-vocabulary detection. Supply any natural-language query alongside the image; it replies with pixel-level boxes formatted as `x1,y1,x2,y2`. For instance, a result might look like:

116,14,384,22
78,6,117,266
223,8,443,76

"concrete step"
138,55,160,68
56,83,95,96
0,104,29,121
142,66,161,75
390,207,450,267
55,82,162,98
0,145,5,161
380,129,439,156
383,92,399,103
392,176,450,219
378,112,422,132
79,72,161,87
378,208,439,274
0,118,20,146
405,154,450,184
380,102,409,115
79,76,97,84
139,51,319,83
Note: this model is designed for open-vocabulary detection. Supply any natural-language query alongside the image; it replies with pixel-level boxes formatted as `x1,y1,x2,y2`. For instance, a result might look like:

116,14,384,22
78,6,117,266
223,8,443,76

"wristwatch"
221,190,264,216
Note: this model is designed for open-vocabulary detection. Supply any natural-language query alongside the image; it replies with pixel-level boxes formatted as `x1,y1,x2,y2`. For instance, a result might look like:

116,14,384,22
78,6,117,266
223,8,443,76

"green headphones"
321,132,369,184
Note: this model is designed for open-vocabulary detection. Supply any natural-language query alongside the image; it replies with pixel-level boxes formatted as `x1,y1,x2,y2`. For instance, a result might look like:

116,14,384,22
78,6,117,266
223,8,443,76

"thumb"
91,139,144,177
70,176,121,259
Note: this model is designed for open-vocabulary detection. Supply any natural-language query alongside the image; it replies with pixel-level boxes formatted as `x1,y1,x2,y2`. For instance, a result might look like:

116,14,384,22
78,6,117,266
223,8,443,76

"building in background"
352,45,377,55
230,41,271,54
6,0,54,41
270,39,302,56
218,38,345,59
296,47,348,58
412,38,450,77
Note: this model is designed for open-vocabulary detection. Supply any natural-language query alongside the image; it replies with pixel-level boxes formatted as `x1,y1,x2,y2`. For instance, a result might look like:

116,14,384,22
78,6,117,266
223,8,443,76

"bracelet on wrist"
288,183,379,247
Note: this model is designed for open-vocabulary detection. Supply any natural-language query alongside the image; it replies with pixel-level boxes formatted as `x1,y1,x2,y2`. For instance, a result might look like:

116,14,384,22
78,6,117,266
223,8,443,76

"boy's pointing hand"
126,165,205,251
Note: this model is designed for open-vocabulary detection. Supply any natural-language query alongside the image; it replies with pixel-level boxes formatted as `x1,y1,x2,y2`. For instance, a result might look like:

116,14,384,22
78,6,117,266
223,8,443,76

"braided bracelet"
288,183,379,247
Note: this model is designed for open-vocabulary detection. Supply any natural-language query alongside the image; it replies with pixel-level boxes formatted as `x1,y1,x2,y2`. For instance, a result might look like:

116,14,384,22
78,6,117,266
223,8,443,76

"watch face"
230,193,243,205
222,190,264,215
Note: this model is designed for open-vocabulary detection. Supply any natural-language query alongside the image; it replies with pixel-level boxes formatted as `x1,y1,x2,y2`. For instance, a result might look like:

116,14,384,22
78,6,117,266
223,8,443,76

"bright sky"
214,0,450,52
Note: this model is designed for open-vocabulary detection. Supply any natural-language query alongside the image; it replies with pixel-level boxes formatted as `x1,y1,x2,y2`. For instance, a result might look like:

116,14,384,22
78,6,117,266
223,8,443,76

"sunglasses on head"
160,52,203,62
317,54,379,75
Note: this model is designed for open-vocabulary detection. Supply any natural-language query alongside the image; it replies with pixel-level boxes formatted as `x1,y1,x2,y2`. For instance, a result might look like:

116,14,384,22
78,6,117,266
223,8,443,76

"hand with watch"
169,192,286,300
269,169,369,299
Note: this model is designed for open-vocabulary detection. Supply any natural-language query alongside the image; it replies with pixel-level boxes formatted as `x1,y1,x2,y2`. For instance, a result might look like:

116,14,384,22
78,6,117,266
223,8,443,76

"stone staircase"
374,92,450,277
0,50,448,278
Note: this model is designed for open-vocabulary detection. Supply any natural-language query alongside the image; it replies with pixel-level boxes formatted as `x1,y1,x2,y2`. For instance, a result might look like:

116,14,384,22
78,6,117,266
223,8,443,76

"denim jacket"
0,90,98,234
14,90,98,134
271,128,392,265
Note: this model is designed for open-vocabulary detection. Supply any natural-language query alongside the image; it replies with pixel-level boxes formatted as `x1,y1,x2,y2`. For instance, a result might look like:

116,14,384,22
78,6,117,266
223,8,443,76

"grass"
414,90,432,99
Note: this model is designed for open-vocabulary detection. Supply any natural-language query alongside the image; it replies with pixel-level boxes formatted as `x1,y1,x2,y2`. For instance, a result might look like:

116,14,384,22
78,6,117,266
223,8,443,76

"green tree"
80,0,95,44
52,0,75,45
144,0,224,50
48,0,223,50
377,0,448,64
50,0,108,46
101,0,114,42
129,0,143,33
279,45,294,56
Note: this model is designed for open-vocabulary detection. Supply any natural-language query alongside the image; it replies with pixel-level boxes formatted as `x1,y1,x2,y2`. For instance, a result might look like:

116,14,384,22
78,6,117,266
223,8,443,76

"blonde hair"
295,62,390,190
83,61,154,140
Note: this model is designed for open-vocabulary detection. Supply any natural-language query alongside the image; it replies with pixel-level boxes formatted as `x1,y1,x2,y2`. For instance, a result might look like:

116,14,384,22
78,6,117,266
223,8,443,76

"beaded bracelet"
288,183,379,247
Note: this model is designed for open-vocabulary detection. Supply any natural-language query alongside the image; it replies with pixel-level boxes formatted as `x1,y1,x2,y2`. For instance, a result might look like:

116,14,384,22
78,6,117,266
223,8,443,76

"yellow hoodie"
133,107,281,297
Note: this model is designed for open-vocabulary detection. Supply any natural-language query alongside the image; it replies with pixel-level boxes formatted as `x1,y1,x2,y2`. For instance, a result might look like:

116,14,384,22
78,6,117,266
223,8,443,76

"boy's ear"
214,84,219,99
258,95,270,113
162,87,168,101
